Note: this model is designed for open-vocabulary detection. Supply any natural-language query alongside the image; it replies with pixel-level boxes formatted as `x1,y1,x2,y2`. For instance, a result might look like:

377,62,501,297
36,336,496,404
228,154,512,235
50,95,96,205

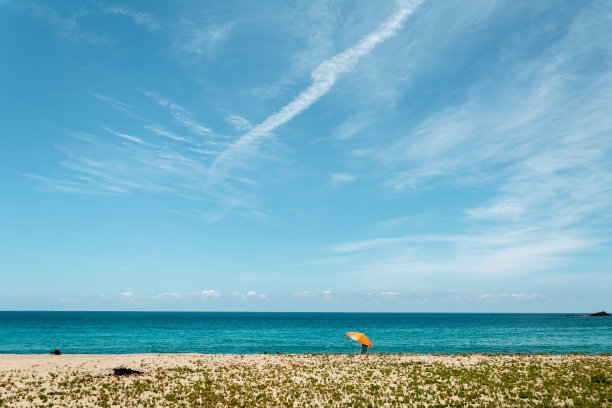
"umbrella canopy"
346,332,373,348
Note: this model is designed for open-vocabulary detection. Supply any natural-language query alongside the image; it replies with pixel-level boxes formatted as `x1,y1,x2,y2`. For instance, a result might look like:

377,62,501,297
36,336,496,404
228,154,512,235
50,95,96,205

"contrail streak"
210,1,423,177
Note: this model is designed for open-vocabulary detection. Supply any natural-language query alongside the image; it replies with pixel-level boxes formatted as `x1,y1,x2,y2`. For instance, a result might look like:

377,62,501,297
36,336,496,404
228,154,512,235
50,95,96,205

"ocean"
0,312,610,354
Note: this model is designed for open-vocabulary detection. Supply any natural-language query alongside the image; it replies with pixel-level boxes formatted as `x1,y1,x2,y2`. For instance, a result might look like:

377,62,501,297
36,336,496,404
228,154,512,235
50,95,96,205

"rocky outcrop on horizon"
564,311,610,316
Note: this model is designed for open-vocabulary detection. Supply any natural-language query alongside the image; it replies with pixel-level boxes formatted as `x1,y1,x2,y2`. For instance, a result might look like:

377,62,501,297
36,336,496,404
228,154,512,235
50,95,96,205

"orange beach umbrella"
346,332,373,348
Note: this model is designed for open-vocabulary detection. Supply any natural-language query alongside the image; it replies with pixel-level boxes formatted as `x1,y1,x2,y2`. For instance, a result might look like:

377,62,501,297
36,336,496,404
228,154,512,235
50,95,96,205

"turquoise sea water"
0,312,610,354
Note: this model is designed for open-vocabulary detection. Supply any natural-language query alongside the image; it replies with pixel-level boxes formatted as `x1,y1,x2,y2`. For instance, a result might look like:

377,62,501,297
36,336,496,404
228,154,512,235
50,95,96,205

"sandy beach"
1,353,610,407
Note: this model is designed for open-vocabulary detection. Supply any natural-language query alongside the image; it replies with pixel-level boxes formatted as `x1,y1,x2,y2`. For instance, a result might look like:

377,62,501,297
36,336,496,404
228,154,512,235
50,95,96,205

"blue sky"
1,0,611,312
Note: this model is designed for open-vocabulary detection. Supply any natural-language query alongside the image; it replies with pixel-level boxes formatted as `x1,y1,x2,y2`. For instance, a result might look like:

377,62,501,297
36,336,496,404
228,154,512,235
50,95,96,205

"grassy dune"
1,353,611,407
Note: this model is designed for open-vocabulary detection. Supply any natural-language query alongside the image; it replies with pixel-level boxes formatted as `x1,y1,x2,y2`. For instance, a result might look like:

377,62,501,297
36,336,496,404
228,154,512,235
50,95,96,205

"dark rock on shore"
565,311,610,316
587,311,610,316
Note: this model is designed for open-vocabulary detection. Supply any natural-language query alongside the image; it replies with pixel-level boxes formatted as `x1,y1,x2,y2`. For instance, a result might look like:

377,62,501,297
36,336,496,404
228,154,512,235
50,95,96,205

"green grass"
0,354,611,407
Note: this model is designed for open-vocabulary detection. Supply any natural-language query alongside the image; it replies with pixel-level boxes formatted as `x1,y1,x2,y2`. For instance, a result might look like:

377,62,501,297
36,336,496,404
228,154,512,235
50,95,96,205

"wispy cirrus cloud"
247,2,340,101
90,93,143,118
225,115,252,132
34,92,237,206
28,2,424,222
330,173,356,187
103,126,145,145
326,229,597,285
174,20,237,59
210,1,424,178
102,6,160,31
144,124,186,142
144,91,213,136
3,1,162,44
331,236,417,253
34,101,214,197
370,4,612,233
333,115,373,141
7,1,109,45
320,2,612,289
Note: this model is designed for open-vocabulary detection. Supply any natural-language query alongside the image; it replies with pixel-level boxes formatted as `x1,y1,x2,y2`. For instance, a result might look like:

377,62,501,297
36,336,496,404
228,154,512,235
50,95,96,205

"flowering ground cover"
1,353,610,407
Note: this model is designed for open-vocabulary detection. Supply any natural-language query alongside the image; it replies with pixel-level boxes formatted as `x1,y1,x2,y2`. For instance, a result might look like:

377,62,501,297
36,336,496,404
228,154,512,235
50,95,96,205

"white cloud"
225,115,252,131
294,291,316,298
11,2,108,45
144,125,186,142
246,2,339,101
103,6,160,31
330,236,416,253
369,5,612,235
210,1,423,178
91,93,143,119
36,109,218,197
466,200,525,220
34,89,265,221
294,291,334,300
285,256,352,267
175,21,236,59
32,2,425,223
103,127,145,144
157,292,182,299
144,91,212,135
291,290,407,302
323,3,612,288
478,293,544,301
112,290,221,301
330,173,356,186
375,214,423,230
333,115,372,140
327,229,596,281
197,290,221,298
232,291,265,300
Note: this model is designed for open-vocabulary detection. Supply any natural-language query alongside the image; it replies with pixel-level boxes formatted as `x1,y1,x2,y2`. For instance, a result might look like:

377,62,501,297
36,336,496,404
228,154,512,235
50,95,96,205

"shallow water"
0,312,610,354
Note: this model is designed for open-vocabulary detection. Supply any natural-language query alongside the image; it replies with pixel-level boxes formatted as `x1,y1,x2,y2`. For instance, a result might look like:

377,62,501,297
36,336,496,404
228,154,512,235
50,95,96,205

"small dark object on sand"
112,367,144,376
49,349,61,355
